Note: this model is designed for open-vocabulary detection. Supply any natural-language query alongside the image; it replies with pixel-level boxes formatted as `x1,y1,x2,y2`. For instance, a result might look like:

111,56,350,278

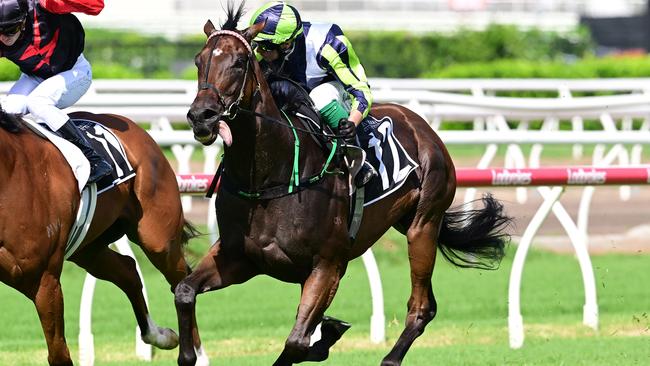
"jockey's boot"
355,160,378,188
58,120,113,183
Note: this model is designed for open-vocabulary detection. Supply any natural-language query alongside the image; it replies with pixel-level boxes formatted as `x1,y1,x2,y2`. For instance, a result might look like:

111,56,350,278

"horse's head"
187,6,266,146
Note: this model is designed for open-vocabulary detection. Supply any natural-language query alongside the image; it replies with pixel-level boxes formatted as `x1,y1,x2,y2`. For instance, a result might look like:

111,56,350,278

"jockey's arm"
348,110,363,125
320,32,373,127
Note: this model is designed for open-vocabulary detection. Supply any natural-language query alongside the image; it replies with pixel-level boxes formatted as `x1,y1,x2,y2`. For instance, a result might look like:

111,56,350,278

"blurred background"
1,0,649,80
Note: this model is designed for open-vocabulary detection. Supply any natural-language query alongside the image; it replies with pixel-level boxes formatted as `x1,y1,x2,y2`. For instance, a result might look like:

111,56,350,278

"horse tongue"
218,121,232,146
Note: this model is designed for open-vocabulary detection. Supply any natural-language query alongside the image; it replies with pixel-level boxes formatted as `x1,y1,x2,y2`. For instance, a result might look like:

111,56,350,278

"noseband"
199,30,259,119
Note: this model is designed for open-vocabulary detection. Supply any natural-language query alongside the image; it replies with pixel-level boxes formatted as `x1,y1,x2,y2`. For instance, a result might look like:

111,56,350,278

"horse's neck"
223,92,322,189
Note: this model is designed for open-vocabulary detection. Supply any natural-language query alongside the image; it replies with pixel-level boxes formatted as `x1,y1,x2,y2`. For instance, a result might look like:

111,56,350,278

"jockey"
249,1,378,188
0,0,111,183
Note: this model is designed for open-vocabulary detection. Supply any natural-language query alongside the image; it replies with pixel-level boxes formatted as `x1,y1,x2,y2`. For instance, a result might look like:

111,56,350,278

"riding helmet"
0,0,27,31
249,1,303,45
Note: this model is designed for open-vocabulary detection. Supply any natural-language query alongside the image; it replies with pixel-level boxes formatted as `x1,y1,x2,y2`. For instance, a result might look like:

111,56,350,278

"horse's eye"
233,58,246,69
194,55,201,67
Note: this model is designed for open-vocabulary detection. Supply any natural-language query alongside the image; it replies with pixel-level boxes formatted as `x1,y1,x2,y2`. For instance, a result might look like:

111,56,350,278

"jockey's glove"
337,119,357,142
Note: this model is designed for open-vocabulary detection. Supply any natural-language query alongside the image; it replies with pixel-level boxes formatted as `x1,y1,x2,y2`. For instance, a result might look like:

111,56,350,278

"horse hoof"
321,316,351,339
143,327,179,350
306,317,352,361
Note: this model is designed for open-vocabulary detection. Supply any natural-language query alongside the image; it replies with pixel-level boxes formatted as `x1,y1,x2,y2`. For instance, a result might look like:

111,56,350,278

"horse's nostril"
199,109,218,121
186,111,196,125
188,108,219,124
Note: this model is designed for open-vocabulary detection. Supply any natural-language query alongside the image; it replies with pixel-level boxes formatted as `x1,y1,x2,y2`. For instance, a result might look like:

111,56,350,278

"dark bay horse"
0,109,199,365
176,5,510,366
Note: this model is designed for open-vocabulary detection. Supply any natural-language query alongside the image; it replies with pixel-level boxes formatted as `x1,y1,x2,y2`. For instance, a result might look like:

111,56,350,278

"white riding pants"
3,54,92,131
309,81,351,112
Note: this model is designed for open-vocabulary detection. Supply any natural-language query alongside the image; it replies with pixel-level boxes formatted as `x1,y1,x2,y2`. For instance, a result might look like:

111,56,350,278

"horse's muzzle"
187,107,221,145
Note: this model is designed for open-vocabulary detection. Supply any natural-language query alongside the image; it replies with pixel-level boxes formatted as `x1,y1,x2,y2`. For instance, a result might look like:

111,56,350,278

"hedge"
427,56,650,79
347,25,593,78
0,25,596,81
2,26,647,82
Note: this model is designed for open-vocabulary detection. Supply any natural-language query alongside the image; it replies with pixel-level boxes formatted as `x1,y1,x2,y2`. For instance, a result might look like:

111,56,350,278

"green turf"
1,229,648,365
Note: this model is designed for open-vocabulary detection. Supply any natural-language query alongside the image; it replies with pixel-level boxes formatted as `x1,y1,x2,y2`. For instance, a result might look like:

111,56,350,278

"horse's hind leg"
129,212,191,289
175,240,258,366
381,216,442,366
34,270,73,366
273,258,347,366
129,217,203,355
70,245,179,350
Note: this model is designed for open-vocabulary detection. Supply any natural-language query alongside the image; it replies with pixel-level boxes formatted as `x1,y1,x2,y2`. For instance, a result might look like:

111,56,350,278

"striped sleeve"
317,25,372,118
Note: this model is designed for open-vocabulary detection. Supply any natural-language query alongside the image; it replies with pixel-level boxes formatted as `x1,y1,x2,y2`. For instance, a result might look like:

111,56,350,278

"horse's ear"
204,20,216,37
242,21,266,43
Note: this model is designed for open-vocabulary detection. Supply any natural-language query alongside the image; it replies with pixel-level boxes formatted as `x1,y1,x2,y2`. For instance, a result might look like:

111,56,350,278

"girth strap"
216,167,337,200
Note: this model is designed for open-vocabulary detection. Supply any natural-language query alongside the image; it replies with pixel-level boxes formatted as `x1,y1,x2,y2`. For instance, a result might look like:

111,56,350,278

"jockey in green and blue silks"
249,1,373,131
250,1,377,187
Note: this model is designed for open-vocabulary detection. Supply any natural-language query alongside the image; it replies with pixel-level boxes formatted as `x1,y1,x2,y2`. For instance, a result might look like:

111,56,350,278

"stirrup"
354,162,377,188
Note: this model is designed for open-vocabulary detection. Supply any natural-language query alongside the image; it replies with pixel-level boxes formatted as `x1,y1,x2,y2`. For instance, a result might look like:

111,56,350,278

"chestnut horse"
0,109,199,366
176,4,510,366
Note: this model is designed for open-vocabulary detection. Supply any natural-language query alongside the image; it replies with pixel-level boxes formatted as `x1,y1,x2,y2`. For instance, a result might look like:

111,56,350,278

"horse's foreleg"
273,259,346,366
175,240,257,366
70,246,179,350
34,271,73,366
381,219,441,366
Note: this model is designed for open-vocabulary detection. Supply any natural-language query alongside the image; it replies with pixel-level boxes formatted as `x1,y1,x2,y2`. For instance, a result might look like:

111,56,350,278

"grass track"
1,229,649,365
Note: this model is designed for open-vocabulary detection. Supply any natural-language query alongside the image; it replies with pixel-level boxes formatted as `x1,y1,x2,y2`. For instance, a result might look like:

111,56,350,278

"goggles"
0,22,23,37
254,40,281,52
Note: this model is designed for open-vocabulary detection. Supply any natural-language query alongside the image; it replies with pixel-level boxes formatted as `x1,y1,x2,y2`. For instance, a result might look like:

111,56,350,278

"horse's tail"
437,194,512,270
180,219,201,247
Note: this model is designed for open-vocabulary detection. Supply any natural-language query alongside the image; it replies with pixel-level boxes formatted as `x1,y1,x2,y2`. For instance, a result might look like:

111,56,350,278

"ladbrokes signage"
566,168,607,185
491,169,533,186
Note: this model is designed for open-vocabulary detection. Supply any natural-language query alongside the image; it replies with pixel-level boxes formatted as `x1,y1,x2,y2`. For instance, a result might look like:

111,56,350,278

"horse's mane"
0,109,24,133
221,1,246,31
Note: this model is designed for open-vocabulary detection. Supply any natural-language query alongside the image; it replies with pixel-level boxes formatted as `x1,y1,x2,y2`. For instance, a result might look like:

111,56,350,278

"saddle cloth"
357,115,419,206
73,118,136,194
23,117,136,193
